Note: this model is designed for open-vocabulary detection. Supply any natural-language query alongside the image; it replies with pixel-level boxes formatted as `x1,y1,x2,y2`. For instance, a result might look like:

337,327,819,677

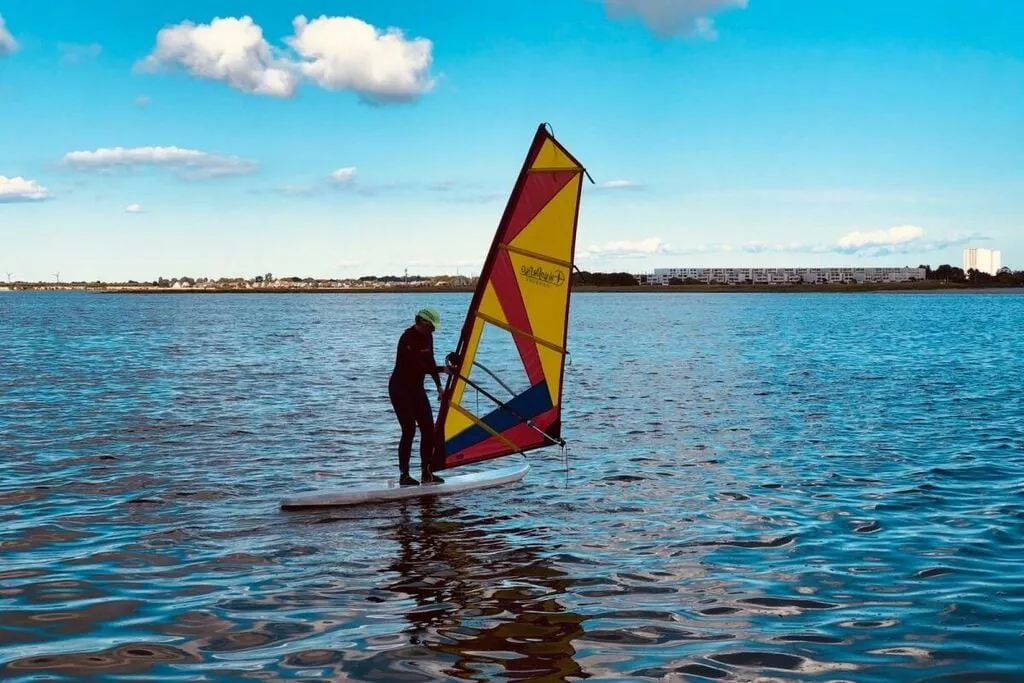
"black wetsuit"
388,325,443,477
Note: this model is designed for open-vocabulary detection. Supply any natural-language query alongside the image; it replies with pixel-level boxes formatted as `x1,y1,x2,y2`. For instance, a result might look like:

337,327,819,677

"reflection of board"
279,464,530,510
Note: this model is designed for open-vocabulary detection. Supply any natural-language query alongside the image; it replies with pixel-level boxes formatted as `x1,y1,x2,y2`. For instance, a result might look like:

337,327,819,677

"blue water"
2,291,1023,682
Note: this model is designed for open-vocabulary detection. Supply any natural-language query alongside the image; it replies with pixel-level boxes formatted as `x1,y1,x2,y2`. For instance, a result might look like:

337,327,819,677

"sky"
1,0,1022,282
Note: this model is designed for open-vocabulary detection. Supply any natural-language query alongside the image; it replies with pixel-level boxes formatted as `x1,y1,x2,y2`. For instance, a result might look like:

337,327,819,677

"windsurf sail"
432,123,590,471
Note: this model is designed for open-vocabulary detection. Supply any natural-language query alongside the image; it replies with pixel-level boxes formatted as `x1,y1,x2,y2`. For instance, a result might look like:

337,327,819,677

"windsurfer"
389,307,448,486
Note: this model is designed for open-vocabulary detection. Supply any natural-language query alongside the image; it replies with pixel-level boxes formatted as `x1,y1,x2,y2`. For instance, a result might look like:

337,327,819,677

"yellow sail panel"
447,317,485,421
443,396,475,441
533,138,582,171
508,250,570,350
508,174,581,267
477,281,507,325
536,344,565,405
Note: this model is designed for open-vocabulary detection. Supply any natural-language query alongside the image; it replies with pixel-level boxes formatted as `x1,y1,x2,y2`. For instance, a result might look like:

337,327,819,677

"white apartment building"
647,266,927,286
962,248,1001,276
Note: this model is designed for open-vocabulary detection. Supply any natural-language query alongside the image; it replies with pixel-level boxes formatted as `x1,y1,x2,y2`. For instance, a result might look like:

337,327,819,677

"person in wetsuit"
389,307,448,486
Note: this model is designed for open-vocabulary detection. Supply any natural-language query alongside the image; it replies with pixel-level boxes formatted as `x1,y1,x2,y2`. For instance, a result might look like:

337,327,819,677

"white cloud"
734,226,980,258
274,171,473,198
581,228,966,261
274,184,315,196
603,0,748,39
579,227,982,262
0,13,18,56
58,42,103,65
135,16,299,97
426,180,457,191
706,188,934,204
742,240,831,255
287,15,436,104
329,167,358,186
61,146,258,179
596,179,642,190
124,203,144,213
585,237,671,259
836,225,925,250
136,14,436,104
0,176,50,202
833,227,984,257
135,95,151,107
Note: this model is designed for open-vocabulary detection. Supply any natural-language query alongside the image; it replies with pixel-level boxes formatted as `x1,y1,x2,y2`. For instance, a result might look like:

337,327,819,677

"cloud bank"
136,15,436,104
603,0,748,39
740,225,980,258
706,188,935,204
584,237,670,259
0,13,18,56
836,225,923,250
61,146,258,179
329,167,358,186
0,176,50,202
595,179,642,190
583,226,983,261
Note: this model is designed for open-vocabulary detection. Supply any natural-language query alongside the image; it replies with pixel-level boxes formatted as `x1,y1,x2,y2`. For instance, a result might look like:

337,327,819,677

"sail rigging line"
448,402,525,456
470,359,517,397
451,370,567,448
563,444,570,489
446,351,526,398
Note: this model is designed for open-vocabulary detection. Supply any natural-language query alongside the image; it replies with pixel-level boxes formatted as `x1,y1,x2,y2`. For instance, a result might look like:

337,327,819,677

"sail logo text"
520,265,566,287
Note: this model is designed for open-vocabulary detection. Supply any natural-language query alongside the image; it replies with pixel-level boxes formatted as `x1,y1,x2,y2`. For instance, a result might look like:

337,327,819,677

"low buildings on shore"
100,274,480,291
644,266,927,286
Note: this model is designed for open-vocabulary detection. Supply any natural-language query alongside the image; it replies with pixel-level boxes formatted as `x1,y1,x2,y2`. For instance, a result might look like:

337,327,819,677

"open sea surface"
1,290,1023,682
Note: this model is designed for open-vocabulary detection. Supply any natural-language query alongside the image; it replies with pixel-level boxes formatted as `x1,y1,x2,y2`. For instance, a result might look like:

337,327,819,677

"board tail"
433,124,589,471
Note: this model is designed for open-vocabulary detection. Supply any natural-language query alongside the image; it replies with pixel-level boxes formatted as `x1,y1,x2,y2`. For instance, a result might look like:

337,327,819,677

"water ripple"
2,291,1023,681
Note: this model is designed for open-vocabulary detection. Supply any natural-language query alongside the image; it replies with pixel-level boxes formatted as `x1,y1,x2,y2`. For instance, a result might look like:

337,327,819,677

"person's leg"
389,382,418,485
412,390,442,483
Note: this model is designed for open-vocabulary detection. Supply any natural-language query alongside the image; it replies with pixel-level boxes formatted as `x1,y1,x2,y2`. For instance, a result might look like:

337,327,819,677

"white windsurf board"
280,463,530,510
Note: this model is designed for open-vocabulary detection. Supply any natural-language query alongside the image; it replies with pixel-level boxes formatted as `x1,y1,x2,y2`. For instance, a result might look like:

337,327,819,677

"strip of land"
3,280,1021,294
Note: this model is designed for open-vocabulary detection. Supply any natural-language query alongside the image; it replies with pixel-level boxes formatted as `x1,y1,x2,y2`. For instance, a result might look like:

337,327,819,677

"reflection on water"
384,498,587,681
4,644,197,678
2,291,1024,681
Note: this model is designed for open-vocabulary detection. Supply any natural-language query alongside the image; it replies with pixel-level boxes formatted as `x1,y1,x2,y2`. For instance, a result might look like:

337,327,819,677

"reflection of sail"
384,498,587,680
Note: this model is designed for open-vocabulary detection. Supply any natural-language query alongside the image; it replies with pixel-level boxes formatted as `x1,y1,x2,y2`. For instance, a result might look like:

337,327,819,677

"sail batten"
432,124,586,471
528,167,583,174
449,402,524,454
498,243,573,268
473,311,567,354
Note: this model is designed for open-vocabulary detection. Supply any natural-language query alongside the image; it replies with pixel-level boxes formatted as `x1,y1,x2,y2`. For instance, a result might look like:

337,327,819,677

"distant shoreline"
4,281,1021,294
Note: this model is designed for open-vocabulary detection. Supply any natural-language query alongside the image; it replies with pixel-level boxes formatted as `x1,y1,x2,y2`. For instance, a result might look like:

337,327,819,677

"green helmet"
416,307,441,330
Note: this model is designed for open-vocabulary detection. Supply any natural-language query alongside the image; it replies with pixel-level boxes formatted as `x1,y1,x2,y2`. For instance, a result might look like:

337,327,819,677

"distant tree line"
920,264,1024,286
572,271,639,286
358,275,428,282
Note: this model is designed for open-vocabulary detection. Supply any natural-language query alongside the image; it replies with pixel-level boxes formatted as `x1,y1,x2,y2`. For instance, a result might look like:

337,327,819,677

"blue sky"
1,0,1022,281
